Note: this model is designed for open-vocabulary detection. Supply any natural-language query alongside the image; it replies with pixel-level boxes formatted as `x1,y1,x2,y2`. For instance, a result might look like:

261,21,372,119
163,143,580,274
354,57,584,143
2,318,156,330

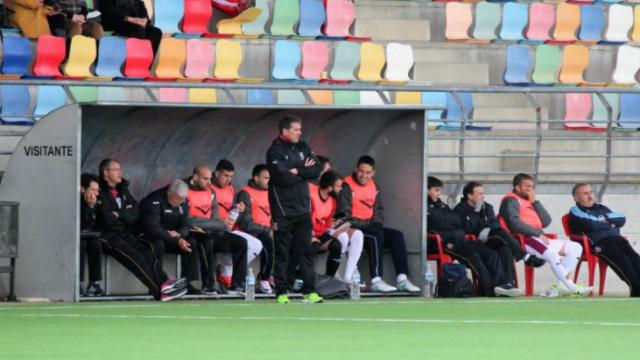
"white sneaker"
370,280,397,293
494,284,523,297
258,280,272,294
572,285,594,297
540,283,561,298
396,279,420,293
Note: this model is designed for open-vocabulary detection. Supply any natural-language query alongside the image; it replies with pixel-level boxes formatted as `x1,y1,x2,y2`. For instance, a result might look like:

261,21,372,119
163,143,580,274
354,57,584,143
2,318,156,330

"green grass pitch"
0,297,638,359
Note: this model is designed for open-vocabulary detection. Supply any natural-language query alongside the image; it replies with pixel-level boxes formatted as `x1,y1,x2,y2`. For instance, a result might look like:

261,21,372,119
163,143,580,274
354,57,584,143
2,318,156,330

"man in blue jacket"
569,183,640,297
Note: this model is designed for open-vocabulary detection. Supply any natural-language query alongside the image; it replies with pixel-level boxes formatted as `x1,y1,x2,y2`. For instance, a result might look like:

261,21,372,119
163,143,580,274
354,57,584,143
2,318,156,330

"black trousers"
487,227,527,261
118,23,162,54
146,235,200,283
211,231,248,288
360,225,409,279
273,214,315,295
595,236,640,297
101,231,168,299
313,234,343,277
431,230,507,296
80,235,103,283
256,232,274,281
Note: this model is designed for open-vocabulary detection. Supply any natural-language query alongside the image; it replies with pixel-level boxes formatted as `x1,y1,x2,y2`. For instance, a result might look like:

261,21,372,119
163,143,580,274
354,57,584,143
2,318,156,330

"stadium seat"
360,91,386,105
97,87,126,102
1,36,33,77
246,89,273,104
269,0,299,36
307,90,333,104
153,0,184,34
611,45,640,84
498,2,528,41
422,92,447,129
472,2,501,42
124,38,154,78
158,88,187,102
300,41,329,80
531,44,562,85
277,90,306,104
242,0,270,37
272,40,302,81
327,41,360,82
550,2,580,43
357,42,385,82
150,37,186,80
394,92,421,105
558,44,590,85
298,0,326,38
33,35,66,77
561,214,608,296
578,5,605,43
504,44,532,85
217,8,263,37
95,36,127,78
603,4,633,43
383,42,413,83
324,0,370,41
591,93,618,129
213,39,262,82
34,86,66,120
632,6,640,42
564,93,599,131
181,0,212,35
445,2,473,41
70,86,98,103
64,35,97,78
188,88,217,103
0,85,33,125
184,39,214,80
618,93,640,130
333,90,360,105
446,92,492,130
595,0,621,3
426,233,453,280
525,3,555,42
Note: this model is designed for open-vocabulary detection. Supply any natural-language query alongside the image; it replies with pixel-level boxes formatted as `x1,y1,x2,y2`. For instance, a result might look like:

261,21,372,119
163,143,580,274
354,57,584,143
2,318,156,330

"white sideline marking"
2,312,640,328
0,297,636,311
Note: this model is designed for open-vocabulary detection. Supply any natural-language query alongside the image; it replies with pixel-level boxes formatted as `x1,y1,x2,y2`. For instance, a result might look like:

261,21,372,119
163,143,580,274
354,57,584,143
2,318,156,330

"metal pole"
448,91,466,206
596,92,614,202
7,257,17,302
421,110,428,297
524,93,542,182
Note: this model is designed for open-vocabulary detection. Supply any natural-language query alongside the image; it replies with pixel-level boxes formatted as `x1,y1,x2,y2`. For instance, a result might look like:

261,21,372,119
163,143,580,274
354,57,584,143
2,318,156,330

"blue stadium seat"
1,85,33,125
618,93,640,130
272,40,301,80
579,5,605,43
499,3,528,41
422,92,447,129
247,89,274,104
153,0,184,34
298,0,326,37
95,36,127,78
446,92,492,131
34,86,67,120
2,36,33,76
504,44,531,85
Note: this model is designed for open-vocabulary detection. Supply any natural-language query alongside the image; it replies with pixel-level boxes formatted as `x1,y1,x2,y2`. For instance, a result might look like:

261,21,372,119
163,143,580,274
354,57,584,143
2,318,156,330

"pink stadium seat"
184,39,214,80
564,93,603,131
323,0,370,41
526,3,555,42
124,38,154,78
300,41,329,80
159,88,188,102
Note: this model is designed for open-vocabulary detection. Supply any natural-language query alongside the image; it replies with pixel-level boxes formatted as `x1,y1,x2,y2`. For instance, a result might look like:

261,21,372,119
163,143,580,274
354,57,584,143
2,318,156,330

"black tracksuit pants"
430,230,507,296
360,225,409,279
80,235,103,283
595,236,640,297
211,231,248,288
146,235,200,283
485,228,518,285
274,214,316,296
256,232,274,281
101,231,168,299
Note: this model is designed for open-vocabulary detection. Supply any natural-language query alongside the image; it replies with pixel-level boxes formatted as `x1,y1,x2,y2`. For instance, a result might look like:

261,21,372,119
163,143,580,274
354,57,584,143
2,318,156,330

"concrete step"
354,19,431,41
414,62,490,85
472,107,550,130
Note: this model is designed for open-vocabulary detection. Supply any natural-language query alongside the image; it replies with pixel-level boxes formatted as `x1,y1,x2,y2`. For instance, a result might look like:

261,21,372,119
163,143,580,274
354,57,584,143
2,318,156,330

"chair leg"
598,259,608,296
573,259,583,283
525,266,534,296
586,256,597,298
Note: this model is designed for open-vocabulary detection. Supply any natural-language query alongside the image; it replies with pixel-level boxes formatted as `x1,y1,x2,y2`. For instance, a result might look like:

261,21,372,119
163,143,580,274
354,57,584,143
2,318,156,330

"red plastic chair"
182,0,232,38
561,213,609,296
427,232,453,278
124,38,154,78
33,35,66,77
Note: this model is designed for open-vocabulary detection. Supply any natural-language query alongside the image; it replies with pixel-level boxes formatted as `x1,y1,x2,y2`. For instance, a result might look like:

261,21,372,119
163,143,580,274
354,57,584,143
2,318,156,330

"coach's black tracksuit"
80,198,102,284
267,136,322,296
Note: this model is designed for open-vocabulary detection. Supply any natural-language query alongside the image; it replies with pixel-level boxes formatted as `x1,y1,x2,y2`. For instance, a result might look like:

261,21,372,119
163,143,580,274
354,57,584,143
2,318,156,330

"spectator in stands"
5,0,52,38
338,156,419,293
45,0,103,38
80,173,103,297
98,0,161,53
235,164,274,294
267,115,323,304
211,159,264,291
311,170,364,285
139,179,202,295
499,173,592,297
454,181,545,269
569,183,640,297
429,177,521,297
186,164,248,295
95,158,187,301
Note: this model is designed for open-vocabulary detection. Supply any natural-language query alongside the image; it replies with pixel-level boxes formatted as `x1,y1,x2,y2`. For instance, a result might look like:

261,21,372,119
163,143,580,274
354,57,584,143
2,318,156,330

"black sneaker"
494,283,523,297
186,283,202,295
160,287,188,302
524,255,546,268
161,277,188,294
85,283,105,297
226,283,245,296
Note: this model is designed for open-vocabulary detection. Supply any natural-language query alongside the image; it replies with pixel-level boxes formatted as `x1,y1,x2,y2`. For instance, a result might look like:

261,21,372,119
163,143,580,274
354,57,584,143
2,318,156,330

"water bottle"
245,268,255,302
228,207,240,223
424,264,435,297
351,269,361,300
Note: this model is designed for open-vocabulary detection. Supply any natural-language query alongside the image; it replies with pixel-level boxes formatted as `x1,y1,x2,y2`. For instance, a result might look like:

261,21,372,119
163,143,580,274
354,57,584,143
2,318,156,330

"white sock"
396,273,407,283
541,247,576,292
560,240,582,274
340,231,363,283
371,276,382,283
232,230,263,264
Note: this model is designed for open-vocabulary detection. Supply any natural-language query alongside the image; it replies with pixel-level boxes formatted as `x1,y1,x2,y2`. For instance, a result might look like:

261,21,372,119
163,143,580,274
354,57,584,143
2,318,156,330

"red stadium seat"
124,38,154,78
33,35,66,77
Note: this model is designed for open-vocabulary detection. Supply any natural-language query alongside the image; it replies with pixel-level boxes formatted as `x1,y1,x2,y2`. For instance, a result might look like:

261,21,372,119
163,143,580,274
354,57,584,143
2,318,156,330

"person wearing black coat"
98,0,161,53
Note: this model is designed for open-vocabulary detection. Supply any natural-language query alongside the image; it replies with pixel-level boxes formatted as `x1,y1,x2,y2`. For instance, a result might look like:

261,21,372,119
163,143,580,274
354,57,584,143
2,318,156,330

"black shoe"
524,255,546,268
186,283,202,295
226,283,245,296
85,283,105,297
201,280,220,295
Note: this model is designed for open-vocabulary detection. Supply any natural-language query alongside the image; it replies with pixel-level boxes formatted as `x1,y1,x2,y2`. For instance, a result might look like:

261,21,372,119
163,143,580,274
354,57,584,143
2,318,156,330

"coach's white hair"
168,179,189,198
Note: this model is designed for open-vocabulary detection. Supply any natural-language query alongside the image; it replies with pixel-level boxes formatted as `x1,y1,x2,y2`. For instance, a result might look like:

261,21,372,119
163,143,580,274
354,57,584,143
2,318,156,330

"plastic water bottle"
424,264,435,297
245,268,255,302
351,269,361,300
228,207,240,223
